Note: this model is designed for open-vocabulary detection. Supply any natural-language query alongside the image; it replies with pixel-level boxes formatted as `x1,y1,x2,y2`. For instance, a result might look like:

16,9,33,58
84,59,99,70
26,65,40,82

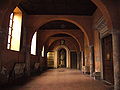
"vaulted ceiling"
19,0,97,15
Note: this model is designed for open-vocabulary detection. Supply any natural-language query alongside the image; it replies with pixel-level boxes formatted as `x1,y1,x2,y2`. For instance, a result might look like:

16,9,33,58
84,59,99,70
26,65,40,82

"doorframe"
54,45,70,68
100,34,114,84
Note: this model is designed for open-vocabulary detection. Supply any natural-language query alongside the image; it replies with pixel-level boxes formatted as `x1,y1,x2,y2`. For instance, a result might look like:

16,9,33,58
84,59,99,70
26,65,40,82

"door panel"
102,35,114,84
71,52,77,69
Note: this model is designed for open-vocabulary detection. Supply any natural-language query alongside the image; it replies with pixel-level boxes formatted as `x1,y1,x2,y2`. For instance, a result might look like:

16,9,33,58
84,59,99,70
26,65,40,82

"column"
81,51,85,72
77,52,81,70
112,31,120,90
89,45,95,77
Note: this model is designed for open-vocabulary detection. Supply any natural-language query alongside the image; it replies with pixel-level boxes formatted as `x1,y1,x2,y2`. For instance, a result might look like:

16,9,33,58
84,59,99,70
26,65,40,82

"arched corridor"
0,0,120,90
0,69,113,90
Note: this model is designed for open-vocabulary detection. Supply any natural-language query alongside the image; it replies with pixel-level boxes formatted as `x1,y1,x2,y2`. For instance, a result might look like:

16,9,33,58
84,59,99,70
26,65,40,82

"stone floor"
1,68,113,90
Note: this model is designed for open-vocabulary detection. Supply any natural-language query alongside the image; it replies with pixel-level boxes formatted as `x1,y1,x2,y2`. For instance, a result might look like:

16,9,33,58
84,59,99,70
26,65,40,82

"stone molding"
95,16,110,38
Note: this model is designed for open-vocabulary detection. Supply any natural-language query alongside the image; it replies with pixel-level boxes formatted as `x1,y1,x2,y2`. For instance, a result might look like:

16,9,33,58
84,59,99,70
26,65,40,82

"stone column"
77,52,81,70
81,51,83,65
112,31,120,90
89,45,95,77
81,51,85,72
25,45,31,76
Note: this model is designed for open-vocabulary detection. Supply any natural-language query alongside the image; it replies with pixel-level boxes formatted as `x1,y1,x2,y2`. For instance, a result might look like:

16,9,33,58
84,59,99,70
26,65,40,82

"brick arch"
47,38,80,52
54,45,71,68
38,31,84,51
1,0,113,31
2,0,113,47
19,1,113,47
33,18,90,46
91,0,113,30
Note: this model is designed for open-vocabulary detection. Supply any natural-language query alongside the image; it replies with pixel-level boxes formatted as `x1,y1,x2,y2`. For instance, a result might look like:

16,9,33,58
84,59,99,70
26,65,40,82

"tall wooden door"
71,52,77,69
102,35,114,84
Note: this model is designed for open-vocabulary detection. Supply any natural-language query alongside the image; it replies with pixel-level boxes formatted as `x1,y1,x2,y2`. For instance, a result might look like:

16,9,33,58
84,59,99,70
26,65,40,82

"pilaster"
112,30,120,90
89,45,95,77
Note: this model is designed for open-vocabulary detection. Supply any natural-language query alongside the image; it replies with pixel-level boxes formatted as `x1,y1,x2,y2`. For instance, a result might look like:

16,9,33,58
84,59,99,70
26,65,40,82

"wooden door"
102,35,114,84
71,52,77,69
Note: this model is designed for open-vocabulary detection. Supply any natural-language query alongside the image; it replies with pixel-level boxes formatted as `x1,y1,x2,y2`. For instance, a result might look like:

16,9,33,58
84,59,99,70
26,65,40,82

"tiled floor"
1,68,113,90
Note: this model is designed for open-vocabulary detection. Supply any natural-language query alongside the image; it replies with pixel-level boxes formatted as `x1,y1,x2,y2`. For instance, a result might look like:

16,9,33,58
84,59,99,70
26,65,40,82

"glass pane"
8,27,12,35
9,20,13,27
7,43,10,49
10,13,13,19
31,32,37,55
42,46,44,57
11,12,22,51
8,35,11,43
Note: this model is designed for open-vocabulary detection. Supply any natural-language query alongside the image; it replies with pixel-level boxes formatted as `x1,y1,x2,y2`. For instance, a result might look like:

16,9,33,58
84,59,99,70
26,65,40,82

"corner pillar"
112,31,120,90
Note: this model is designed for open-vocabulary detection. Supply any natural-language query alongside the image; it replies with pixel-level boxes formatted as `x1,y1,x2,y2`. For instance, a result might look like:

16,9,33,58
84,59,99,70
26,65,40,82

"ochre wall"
37,30,84,51
93,9,103,72
24,15,93,46
1,50,25,72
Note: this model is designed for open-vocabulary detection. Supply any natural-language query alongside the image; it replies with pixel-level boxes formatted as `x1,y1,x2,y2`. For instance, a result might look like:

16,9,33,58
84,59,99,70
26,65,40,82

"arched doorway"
58,48,66,68
54,45,70,68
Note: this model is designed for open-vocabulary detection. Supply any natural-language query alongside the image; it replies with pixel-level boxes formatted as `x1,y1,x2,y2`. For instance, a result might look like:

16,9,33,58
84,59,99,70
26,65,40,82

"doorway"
71,52,77,69
102,35,114,84
58,48,66,68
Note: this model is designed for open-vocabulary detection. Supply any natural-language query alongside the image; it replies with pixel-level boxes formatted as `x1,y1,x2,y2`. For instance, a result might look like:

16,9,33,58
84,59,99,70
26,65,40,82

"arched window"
42,46,45,57
7,7,22,51
31,32,37,55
